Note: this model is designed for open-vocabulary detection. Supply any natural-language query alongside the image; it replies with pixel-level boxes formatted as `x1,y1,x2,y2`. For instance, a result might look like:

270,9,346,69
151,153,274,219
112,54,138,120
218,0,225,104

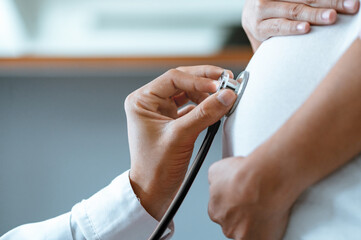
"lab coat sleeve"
0,170,173,240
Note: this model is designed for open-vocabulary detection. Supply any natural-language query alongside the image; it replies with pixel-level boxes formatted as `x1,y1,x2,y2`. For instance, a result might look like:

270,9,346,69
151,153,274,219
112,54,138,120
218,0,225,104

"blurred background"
0,0,252,239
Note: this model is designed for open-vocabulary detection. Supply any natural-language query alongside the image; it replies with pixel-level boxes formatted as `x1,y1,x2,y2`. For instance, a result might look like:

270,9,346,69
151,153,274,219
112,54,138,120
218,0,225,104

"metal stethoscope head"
217,70,250,116
148,69,250,240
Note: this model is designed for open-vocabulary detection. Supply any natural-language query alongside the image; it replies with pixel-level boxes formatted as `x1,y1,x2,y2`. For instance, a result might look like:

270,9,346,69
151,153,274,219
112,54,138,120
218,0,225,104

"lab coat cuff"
72,170,173,240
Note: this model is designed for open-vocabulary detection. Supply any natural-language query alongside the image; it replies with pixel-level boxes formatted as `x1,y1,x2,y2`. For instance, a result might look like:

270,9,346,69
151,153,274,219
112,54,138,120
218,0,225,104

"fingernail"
217,90,236,106
225,69,234,79
296,23,306,32
212,80,220,89
322,10,332,21
344,0,357,11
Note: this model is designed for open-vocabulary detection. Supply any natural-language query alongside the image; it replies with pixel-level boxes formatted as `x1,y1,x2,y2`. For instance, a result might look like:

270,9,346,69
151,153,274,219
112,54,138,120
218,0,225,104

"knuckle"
283,21,299,34
315,9,325,22
194,65,210,75
165,68,179,77
233,222,251,240
254,0,268,21
124,91,147,115
304,0,317,6
255,0,266,13
175,66,186,72
254,0,268,20
302,8,319,23
124,93,135,112
196,105,212,121
236,232,248,240
208,164,215,178
208,162,219,182
255,24,268,40
208,206,223,224
202,64,217,73
330,0,340,9
207,204,217,221
269,20,281,34
222,226,236,239
289,4,305,19
209,213,220,224
286,22,294,33
254,0,262,13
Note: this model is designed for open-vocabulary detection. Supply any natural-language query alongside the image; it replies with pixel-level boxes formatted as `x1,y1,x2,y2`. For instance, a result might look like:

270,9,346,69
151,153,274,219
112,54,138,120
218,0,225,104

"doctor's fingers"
257,19,310,41
144,69,218,100
278,0,360,14
172,91,209,108
262,2,338,24
177,104,196,118
173,89,236,137
176,65,234,80
172,65,235,106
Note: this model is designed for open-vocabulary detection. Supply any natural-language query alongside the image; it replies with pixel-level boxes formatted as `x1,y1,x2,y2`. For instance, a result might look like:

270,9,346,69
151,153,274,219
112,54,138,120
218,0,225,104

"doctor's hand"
242,0,360,51
125,65,236,221
208,156,299,240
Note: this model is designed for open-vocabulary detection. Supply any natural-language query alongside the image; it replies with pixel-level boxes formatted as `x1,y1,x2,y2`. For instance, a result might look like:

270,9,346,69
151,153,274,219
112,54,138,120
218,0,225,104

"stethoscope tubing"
148,120,221,240
148,70,249,239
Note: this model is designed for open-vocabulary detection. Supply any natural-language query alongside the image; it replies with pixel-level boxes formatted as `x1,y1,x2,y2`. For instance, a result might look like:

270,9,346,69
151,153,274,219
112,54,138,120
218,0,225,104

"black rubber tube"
148,120,221,240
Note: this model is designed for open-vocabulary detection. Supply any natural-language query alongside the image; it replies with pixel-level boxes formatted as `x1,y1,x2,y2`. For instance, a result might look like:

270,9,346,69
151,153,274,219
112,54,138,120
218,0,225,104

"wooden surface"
0,47,253,71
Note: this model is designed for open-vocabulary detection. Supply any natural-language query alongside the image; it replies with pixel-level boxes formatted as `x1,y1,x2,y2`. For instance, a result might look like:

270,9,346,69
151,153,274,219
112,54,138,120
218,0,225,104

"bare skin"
242,0,360,51
125,65,237,220
208,37,361,239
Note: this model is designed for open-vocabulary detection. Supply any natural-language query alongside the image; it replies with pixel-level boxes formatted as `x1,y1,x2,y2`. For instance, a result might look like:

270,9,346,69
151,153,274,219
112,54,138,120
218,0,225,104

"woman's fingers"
258,19,310,40
263,2,337,24
278,0,360,14
242,0,359,51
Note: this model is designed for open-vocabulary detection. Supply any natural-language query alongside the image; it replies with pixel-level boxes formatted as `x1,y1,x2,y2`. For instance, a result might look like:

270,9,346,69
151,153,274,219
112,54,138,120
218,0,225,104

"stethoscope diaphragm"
217,70,249,116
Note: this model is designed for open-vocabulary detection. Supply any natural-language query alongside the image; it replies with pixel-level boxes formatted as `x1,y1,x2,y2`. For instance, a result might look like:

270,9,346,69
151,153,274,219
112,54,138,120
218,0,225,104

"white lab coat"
0,170,172,240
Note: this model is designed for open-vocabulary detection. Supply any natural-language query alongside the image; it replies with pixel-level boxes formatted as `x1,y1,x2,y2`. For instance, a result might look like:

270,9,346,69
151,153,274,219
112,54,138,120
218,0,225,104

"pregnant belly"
223,13,360,157
223,13,361,239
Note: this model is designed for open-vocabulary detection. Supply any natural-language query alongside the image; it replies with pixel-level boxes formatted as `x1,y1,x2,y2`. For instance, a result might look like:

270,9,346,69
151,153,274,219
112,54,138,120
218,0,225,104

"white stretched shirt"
223,12,361,240
0,170,172,240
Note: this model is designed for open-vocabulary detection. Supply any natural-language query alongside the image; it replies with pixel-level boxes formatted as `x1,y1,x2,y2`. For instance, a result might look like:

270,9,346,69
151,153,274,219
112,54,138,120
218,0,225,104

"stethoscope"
149,70,250,240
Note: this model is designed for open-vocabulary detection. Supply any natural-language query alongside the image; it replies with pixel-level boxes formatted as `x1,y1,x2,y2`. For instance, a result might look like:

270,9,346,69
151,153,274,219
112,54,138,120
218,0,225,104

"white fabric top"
0,170,172,240
223,12,361,240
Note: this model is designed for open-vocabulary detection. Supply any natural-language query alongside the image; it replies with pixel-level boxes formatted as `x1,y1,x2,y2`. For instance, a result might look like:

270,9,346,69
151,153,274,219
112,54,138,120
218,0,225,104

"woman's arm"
207,37,361,239
254,37,361,193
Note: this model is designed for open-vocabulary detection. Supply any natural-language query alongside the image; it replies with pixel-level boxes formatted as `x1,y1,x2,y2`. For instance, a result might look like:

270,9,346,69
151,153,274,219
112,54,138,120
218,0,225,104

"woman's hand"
208,39,361,239
125,65,237,220
208,155,299,240
242,0,360,51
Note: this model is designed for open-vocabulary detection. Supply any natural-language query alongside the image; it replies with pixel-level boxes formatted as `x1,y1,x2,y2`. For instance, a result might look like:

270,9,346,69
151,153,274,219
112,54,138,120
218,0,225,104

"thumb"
174,89,237,137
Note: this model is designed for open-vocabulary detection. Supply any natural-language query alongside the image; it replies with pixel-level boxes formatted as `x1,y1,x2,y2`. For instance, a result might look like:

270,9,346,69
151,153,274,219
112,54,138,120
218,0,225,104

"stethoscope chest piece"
217,70,249,116
149,69,250,240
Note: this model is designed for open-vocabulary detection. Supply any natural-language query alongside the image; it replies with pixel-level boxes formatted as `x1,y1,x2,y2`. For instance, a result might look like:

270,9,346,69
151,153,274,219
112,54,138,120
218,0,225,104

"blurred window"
0,0,245,57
